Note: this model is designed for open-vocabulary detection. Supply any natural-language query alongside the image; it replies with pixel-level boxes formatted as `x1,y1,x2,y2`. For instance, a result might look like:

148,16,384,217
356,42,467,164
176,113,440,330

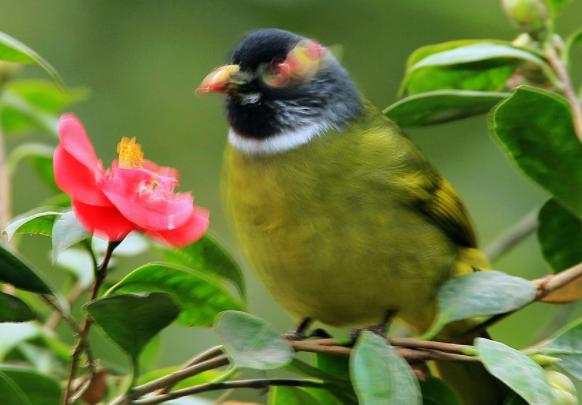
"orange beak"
196,64,241,93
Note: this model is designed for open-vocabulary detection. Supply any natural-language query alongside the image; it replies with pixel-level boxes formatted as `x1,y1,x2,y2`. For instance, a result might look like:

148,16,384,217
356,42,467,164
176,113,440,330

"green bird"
199,29,505,404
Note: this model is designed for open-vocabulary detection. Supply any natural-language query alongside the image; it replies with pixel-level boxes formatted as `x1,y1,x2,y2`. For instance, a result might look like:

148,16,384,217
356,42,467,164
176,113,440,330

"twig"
156,345,224,395
485,208,538,262
127,355,229,400
134,378,328,405
545,45,582,143
62,241,119,405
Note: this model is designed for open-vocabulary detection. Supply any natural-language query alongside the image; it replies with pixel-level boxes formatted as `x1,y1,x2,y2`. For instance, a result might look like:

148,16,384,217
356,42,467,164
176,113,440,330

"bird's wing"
358,108,478,248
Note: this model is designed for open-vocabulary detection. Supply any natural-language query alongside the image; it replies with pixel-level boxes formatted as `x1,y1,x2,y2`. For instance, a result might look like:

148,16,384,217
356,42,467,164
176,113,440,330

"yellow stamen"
117,137,144,169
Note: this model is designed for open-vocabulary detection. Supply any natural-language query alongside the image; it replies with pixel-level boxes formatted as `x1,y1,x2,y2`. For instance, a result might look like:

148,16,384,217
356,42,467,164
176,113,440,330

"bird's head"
197,29,362,154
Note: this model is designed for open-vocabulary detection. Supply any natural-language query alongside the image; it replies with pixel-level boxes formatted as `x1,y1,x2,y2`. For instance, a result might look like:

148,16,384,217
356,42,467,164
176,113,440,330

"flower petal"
59,114,100,169
54,146,110,206
73,200,138,241
147,207,209,247
100,167,194,231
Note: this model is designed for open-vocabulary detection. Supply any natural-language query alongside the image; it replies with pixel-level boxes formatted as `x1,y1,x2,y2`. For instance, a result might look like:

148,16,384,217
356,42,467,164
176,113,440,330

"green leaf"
3,209,61,241
0,31,63,86
0,243,52,294
0,366,61,405
350,332,421,405
164,234,246,300
107,263,242,327
309,354,355,404
0,323,40,360
537,318,582,380
215,310,293,370
0,92,58,136
538,199,582,272
476,338,553,404
384,90,507,127
401,42,553,95
0,370,29,405
423,271,536,338
51,210,89,262
490,86,582,218
86,292,180,359
270,386,321,405
6,80,87,113
55,249,94,288
420,377,461,405
6,143,57,190
0,292,36,322
139,367,224,390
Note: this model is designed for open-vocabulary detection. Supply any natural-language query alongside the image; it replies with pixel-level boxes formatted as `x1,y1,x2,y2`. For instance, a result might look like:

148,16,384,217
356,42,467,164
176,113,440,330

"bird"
198,28,505,404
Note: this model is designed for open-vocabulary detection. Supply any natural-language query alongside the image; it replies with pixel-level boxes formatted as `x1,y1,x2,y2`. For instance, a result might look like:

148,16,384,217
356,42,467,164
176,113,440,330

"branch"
485,208,538,262
134,378,328,405
62,241,119,405
545,45,582,143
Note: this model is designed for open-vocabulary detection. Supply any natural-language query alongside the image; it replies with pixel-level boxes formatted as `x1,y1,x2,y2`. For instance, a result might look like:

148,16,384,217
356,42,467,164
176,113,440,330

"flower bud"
545,370,578,405
502,0,549,33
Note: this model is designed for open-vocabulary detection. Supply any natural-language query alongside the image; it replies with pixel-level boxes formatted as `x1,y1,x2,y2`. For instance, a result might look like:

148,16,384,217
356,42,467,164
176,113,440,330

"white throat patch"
228,121,334,155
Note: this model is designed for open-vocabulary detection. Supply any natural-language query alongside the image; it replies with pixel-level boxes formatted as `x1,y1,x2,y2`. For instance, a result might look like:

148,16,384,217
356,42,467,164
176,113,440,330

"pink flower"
53,114,209,247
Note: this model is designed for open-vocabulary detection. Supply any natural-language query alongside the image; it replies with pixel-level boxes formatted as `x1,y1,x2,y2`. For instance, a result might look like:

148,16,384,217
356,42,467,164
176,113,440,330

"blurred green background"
2,0,582,400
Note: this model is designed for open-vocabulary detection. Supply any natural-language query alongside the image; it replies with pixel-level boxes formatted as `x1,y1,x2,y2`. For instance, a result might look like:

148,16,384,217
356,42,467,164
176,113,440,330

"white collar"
228,121,333,156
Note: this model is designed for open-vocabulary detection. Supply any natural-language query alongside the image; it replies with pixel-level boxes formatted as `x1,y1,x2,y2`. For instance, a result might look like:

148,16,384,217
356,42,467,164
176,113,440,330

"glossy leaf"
351,332,421,405
0,31,63,86
6,80,87,113
309,354,355,404
3,210,61,241
0,366,61,405
476,338,553,404
537,319,582,380
491,86,582,218
0,370,29,405
0,292,36,323
215,310,293,370
384,90,507,127
107,263,242,327
0,323,40,360
6,143,57,190
0,243,52,294
423,271,536,338
0,91,58,136
270,386,320,405
401,42,553,94
420,377,461,405
55,249,94,288
164,234,246,300
538,199,582,273
139,367,224,390
51,210,89,262
86,292,180,359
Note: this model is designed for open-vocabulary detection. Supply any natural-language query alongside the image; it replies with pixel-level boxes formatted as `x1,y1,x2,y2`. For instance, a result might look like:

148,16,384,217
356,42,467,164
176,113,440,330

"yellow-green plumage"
223,101,488,333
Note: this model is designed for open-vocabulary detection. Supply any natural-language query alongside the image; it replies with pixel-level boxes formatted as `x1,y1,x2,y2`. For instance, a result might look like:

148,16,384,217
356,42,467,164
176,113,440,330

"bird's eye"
261,59,292,88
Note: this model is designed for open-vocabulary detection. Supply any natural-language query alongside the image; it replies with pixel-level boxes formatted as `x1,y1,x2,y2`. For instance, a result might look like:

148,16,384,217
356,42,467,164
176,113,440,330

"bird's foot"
284,318,332,340
350,310,397,342
284,317,313,341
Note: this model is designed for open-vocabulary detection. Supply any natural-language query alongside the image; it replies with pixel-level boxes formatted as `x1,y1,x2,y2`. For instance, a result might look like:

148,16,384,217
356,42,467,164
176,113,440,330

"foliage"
0,0,581,403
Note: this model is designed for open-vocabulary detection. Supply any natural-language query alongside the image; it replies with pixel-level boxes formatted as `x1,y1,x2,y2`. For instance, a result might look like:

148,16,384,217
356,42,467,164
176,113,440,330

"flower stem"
62,240,120,405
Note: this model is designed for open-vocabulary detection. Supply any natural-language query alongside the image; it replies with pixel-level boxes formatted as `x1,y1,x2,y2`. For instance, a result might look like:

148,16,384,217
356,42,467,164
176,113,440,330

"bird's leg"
350,309,398,341
284,317,313,341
